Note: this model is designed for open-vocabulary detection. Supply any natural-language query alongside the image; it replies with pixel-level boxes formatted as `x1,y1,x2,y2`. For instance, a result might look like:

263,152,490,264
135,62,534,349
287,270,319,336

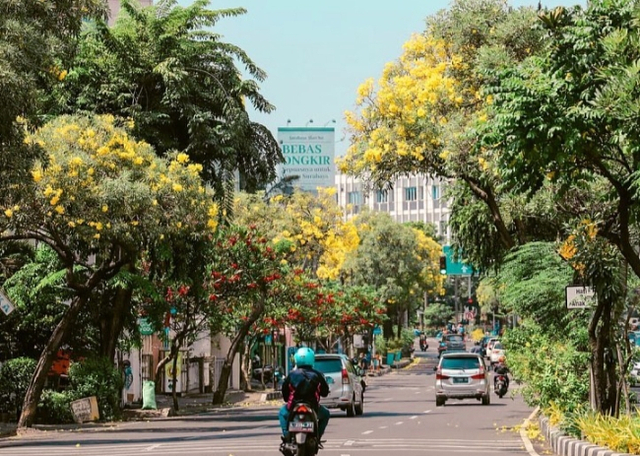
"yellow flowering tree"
235,189,360,280
338,0,545,269
0,114,217,429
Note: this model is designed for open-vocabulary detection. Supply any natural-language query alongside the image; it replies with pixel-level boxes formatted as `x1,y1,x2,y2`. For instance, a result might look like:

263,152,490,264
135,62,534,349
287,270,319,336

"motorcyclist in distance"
493,355,510,390
278,347,330,453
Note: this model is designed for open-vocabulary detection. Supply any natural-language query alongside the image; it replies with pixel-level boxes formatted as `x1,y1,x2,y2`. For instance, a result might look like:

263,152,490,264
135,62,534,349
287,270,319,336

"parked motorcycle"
494,374,508,398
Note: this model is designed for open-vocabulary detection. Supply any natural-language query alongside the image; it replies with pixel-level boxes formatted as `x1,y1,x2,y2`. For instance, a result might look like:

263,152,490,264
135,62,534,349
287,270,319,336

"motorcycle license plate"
453,377,469,384
289,421,314,433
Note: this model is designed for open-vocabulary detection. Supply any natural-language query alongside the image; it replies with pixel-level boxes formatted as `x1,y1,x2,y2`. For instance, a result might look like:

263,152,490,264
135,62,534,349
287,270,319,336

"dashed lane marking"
362,430,373,435
410,416,418,420
395,421,403,425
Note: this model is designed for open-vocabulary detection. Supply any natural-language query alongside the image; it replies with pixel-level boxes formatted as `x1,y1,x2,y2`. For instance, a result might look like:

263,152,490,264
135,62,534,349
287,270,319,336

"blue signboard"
373,326,382,336
443,246,474,276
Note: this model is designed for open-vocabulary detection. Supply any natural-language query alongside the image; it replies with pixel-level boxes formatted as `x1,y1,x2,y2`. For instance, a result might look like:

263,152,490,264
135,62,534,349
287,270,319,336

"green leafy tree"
0,0,106,204
346,212,442,339
485,1,640,415
54,0,282,209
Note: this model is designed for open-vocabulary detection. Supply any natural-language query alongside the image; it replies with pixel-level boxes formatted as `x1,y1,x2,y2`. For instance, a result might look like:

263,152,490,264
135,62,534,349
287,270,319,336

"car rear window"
493,343,503,349
441,357,480,370
446,335,463,342
314,359,343,374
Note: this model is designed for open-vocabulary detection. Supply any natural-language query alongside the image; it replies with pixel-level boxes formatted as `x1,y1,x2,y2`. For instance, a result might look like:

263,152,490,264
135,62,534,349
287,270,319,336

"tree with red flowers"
207,224,293,404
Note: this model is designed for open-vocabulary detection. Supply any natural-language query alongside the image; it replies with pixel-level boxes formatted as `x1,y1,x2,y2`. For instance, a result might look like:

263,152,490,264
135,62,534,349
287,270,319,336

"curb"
539,415,632,456
260,391,280,401
520,407,540,456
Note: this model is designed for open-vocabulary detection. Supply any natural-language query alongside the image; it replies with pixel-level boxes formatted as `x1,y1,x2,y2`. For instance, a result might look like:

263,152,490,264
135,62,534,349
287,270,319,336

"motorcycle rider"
279,347,330,453
493,355,510,390
419,332,428,350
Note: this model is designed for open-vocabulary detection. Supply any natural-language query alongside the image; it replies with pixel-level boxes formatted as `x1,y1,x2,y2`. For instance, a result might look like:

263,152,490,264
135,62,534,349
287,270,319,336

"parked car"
489,342,506,365
434,352,491,406
314,354,364,417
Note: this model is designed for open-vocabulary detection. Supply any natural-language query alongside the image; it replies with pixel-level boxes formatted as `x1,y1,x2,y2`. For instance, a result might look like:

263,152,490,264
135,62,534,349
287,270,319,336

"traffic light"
439,255,447,275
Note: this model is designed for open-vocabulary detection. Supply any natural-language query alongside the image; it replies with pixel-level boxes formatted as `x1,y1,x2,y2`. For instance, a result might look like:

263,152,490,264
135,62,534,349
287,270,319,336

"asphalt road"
0,348,537,456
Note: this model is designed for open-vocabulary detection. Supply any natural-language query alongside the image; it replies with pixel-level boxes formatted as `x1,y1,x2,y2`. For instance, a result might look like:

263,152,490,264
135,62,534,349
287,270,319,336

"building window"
419,186,424,200
347,191,361,205
405,186,417,201
432,185,440,200
376,190,388,203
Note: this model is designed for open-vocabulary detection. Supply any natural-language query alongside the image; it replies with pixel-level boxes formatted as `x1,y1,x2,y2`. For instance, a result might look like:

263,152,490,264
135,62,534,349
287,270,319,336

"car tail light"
435,368,449,380
470,373,485,379
342,368,349,384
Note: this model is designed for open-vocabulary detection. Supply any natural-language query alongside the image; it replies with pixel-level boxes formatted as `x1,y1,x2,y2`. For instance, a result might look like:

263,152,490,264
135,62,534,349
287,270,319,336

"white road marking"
344,440,355,446
146,444,160,451
424,409,432,414
410,415,418,420
379,425,388,429
362,430,373,435
395,421,403,425
383,397,392,401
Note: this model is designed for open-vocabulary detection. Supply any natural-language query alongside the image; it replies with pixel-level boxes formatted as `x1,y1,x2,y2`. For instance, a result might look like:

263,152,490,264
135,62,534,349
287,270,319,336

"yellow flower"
172,183,183,192
207,219,217,230
4,209,13,218
12,205,20,212
176,153,190,164
93,233,100,239
102,205,108,213
50,196,60,206
131,221,138,226
87,167,95,176
32,169,43,183
54,205,65,215
160,234,165,240
58,69,68,81
176,221,182,228
76,219,84,225
68,221,76,228
95,222,103,231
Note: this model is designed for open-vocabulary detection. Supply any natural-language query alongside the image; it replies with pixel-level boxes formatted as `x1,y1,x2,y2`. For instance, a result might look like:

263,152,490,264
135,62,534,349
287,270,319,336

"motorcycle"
419,339,428,351
280,376,333,456
494,374,508,398
282,401,320,456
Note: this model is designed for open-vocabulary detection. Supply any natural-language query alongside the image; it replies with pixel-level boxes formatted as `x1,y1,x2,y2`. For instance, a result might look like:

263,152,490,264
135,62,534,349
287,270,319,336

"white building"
334,173,451,244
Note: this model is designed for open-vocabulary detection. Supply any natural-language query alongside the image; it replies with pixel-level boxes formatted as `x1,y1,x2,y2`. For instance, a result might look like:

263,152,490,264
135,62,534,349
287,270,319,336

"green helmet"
294,347,315,368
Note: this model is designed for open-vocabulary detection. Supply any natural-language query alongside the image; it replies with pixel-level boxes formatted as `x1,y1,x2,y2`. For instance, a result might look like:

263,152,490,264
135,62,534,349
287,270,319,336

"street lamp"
305,119,314,126
324,119,336,126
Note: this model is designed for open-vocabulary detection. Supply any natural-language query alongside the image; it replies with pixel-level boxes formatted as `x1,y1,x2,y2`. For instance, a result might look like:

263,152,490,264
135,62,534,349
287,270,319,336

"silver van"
314,354,364,417
434,352,491,406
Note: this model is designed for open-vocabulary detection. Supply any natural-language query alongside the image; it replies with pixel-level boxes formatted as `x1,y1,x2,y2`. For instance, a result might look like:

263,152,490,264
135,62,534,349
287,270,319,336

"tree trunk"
212,299,265,405
18,295,87,429
103,286,134,361
240,338,252,392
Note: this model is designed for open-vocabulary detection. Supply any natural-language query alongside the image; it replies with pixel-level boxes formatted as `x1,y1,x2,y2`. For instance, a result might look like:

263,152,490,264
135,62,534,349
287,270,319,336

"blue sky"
184,0,583,156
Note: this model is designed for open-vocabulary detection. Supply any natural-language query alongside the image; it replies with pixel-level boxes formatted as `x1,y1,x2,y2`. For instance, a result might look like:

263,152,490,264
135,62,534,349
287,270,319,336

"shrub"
374,335,386,356
38,390,74,424
67,357,124,421
575,410,640,454
502,323,589,416
0,357,37,418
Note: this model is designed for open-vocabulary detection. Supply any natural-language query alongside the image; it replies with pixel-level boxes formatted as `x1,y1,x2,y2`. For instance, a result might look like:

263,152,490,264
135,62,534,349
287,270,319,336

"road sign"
0,289,15,316
565,286,596,309
442,246,474,276
373,326,382,336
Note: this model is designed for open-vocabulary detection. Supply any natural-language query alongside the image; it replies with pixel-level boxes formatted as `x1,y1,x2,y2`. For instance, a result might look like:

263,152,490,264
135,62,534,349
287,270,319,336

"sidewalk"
0,357,410,440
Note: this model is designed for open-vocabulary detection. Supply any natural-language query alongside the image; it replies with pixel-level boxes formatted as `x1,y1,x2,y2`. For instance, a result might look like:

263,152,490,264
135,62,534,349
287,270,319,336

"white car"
434,352,491,406
489,342,505,365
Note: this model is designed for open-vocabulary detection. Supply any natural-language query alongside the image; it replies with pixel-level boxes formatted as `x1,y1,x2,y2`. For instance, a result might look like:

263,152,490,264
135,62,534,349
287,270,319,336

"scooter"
419,339,428,351
494,374,508,398
281,401,320,456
